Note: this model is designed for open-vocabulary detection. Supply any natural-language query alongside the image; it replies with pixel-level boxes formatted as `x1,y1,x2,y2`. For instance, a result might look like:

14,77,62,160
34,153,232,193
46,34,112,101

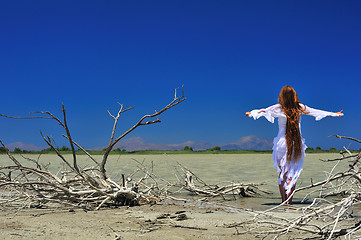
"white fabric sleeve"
302,104,342,121
248,104,281,123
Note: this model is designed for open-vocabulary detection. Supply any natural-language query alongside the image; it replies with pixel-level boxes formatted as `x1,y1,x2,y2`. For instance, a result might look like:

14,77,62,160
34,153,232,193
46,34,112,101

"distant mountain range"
112,135,273,151
5,135,273,151
5,142,47,152
221,135,273,151
111,137,213,151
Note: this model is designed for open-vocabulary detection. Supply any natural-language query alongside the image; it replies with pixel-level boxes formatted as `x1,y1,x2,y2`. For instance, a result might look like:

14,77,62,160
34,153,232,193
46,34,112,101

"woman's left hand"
335,110,344,117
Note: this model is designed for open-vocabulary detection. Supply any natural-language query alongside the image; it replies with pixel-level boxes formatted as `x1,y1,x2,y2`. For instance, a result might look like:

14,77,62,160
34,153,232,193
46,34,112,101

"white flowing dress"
249,103,340,194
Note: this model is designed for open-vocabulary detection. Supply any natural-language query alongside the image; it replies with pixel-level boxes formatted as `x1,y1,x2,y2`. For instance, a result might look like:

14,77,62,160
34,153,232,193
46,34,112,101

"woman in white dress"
246,85,343,204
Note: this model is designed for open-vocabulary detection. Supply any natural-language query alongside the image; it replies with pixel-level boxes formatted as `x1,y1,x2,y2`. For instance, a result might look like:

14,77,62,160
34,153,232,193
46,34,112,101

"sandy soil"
0,202,282,240
0,201,319,240
1,201,360,240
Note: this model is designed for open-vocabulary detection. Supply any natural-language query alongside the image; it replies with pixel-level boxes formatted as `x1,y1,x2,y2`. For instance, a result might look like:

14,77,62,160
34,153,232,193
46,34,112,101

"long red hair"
278,85,305,162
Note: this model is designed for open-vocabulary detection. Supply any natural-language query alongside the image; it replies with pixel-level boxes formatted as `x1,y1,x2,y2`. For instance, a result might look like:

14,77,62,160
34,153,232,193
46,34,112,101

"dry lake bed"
0,153,356,239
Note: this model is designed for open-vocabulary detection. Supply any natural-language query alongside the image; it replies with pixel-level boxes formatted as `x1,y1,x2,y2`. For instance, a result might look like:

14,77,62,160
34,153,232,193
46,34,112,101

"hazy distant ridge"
5,135,273,152
108,135,273,151
221,136,273,151
5,142,47,151
113,137,214,151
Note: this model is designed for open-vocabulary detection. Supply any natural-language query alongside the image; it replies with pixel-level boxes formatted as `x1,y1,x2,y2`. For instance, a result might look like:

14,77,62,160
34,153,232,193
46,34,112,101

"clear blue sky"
1,0,360,150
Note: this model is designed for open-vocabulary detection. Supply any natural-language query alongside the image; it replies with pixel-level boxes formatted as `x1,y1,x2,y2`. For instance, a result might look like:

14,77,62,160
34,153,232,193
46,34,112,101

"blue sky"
0,1,360,150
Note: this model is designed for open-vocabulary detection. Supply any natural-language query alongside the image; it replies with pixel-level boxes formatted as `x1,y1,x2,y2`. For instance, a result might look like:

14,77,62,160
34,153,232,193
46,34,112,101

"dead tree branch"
100,86,186,180
331,134,361,144
175,162,268,200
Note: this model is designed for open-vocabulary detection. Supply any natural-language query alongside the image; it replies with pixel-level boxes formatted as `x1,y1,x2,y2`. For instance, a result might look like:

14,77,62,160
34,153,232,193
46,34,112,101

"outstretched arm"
303,104,344,121
246,110,265,117
245,104,281,123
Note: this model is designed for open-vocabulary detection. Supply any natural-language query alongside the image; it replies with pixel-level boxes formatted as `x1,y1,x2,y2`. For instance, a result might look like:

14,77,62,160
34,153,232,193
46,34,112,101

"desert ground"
1,153,360,239
0,201,318,239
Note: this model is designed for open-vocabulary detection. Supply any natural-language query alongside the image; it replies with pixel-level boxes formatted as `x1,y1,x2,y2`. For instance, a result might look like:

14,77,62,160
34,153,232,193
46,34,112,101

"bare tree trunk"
100,87,185,180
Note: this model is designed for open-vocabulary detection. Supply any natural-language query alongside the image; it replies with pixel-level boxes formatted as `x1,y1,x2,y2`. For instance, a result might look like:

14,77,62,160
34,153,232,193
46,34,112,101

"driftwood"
225,135,361,239
174,161,269,201
0,88,186,210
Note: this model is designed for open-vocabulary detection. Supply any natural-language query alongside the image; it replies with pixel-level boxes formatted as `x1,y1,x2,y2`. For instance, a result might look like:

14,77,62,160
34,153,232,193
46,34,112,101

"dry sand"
0,204,284,239
0,203,248,240
1,200,360,239
0,201,324,240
